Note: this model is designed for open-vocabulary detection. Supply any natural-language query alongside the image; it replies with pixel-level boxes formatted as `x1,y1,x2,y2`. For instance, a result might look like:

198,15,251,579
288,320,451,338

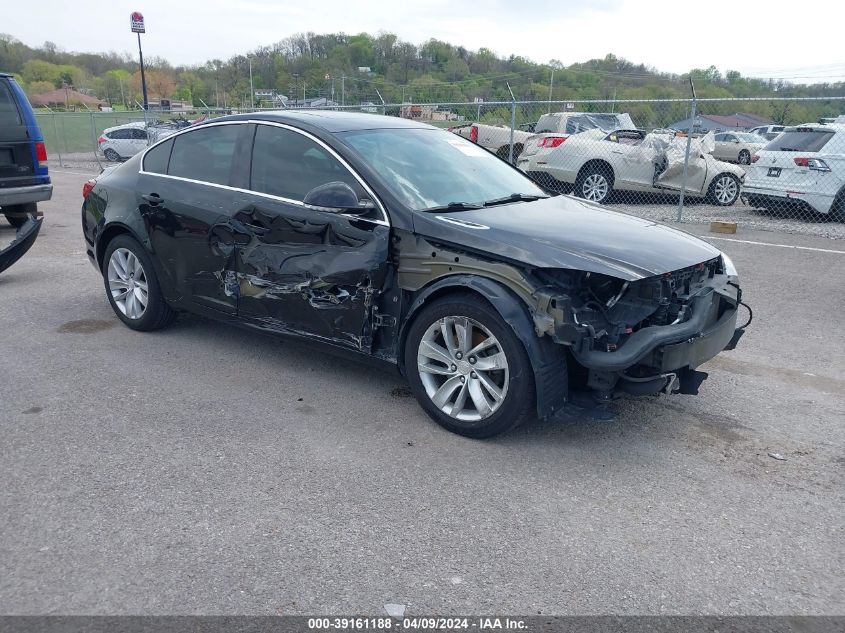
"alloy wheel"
107,248,149,319
713,175,739,205
582,173,609,202
417,316,509,422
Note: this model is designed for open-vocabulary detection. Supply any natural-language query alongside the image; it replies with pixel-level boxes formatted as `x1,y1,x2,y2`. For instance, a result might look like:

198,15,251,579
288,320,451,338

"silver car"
713,132,767,165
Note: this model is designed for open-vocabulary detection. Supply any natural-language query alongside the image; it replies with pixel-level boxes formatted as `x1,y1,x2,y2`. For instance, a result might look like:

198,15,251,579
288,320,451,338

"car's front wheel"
102,234,176,331
708,173,741,206
404,294,535,438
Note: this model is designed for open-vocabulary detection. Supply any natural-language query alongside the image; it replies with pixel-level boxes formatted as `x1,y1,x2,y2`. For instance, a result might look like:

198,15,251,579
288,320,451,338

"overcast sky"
2,0,844,82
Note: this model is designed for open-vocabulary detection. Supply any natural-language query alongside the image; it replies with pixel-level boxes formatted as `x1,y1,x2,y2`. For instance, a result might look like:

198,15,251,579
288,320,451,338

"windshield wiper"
421,201,484,213
482,192,549,207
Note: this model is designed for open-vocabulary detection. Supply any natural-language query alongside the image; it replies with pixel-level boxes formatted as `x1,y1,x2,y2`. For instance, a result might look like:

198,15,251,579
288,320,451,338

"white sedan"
518,128,746,206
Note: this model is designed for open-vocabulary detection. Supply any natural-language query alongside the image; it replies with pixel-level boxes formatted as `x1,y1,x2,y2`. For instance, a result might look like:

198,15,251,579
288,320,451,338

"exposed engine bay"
532,256,741,398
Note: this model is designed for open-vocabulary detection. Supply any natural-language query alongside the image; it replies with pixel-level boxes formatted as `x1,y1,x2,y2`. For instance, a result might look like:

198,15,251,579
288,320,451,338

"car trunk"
0,79,37,189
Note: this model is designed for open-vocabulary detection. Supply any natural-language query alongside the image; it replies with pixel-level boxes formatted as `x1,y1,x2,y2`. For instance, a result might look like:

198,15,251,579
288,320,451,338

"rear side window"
168,124,240,185
0,80,23,126
143,138,173,174
765,130,835,153
108,129,132,140
250,124,359,201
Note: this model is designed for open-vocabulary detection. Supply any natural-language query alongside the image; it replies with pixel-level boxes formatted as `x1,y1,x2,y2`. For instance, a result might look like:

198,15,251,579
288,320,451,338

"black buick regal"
82,111,746,438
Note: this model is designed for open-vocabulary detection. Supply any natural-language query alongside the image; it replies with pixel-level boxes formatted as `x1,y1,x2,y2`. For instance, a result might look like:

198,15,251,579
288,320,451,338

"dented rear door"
234,123,390,351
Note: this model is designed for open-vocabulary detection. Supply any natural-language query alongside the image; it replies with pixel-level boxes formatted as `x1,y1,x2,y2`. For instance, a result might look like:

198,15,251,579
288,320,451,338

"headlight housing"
721,252,738,277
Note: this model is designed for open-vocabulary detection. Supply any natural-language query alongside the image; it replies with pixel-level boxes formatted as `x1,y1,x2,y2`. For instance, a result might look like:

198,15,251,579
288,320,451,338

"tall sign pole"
130,12,148,110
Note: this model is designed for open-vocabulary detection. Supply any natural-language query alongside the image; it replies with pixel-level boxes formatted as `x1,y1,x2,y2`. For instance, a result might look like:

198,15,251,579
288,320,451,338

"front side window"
108,129,132,140
339,127,545,211
249,124,360,201
131,128,148,140
168,124,240,185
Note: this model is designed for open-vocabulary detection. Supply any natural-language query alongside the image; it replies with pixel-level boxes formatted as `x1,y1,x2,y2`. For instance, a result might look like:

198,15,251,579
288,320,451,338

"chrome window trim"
138,118,390,227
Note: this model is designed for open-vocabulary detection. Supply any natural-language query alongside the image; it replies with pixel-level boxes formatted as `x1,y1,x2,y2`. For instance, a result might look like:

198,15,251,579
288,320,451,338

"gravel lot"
1,169,843,616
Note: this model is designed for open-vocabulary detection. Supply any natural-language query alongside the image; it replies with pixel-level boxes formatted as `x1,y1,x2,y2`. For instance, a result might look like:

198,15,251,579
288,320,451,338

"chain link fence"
37,96,845,238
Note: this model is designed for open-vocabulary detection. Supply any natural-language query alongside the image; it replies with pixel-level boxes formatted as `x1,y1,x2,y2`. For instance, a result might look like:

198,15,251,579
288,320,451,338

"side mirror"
303,181,374,214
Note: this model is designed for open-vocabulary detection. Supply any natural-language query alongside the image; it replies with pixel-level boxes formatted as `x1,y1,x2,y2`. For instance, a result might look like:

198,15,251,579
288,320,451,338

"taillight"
751,154,759,163
470,125,478,143
793,157,809,167
98,136,107,145
538,136,567,148
82,178,97,200
34,141,47,163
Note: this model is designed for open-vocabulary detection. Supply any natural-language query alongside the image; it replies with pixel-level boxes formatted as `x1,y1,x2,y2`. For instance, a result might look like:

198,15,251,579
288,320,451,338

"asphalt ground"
1,168,843,615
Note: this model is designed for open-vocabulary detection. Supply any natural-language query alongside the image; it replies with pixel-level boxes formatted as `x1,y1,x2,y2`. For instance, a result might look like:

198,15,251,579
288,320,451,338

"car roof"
0,72,11,79
103,122,146,132
211,109,434,133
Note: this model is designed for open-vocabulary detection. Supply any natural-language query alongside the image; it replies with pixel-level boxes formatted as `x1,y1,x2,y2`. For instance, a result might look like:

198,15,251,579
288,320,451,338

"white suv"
743,124,845,219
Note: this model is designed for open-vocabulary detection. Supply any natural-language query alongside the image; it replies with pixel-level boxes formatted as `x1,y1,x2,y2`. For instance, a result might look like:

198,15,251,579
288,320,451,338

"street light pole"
547,68,555,113
137,32,148,110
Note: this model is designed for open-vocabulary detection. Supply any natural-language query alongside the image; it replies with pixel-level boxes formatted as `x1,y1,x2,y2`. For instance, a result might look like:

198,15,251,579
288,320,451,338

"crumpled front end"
533,255,744,399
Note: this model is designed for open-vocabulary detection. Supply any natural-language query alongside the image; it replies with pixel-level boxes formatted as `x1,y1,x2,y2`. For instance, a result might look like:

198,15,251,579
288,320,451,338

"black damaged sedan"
82,111,746,438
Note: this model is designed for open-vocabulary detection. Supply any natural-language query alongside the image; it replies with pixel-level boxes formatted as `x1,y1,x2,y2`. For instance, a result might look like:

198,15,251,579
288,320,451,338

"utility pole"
293,73,299,107
341,75,345,106
548,68,555,113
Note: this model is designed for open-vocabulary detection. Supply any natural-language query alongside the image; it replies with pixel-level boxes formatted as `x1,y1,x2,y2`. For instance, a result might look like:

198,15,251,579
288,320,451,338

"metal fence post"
51,111,63,168
676,80,697,222
507,83,516,164
90,112,103,170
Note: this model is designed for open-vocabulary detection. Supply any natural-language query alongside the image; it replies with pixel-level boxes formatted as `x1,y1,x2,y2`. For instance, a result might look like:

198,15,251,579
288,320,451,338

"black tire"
404,293,536,438
738,149,751,165
831,192,845,223
496,145,521,163
3,202,36,229
707,173,741,206
104,148,120,162
574,163,613,204
102,234,176,331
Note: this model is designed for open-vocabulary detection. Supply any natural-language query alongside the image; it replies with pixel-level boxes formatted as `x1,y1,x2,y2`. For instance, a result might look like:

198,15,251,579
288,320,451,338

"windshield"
338,128,545,211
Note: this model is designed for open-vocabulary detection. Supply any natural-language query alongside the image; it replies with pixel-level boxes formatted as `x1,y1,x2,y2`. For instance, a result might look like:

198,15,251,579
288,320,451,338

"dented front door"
233,199,389,351
228,122,391,350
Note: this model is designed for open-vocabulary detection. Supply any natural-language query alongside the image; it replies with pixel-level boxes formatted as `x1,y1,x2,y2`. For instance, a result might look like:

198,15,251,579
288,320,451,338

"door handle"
142,193,163,206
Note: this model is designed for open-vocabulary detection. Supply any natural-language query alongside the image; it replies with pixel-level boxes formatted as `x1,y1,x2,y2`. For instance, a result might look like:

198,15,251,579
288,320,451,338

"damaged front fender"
0,212,42,274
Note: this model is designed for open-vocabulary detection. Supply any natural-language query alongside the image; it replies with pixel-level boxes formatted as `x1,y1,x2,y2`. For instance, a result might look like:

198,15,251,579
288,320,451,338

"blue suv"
0,72,52,227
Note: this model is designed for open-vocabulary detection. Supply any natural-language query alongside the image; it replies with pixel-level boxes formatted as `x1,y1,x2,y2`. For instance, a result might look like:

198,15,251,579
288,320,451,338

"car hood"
411,195,721,281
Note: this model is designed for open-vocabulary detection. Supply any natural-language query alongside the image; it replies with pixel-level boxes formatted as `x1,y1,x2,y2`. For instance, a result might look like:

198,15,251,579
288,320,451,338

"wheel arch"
95,222,142,271
398,274,569,419
577,158,615,185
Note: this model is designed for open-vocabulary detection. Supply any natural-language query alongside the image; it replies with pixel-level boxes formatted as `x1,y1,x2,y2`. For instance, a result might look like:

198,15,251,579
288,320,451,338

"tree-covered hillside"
1,31,843,125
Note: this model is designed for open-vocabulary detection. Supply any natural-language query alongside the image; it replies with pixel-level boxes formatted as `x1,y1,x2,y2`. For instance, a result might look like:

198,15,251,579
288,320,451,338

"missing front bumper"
0,213,42,274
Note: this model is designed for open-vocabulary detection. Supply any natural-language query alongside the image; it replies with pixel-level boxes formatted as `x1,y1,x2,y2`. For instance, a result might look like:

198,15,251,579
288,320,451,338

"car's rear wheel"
575,164,613,203
404,294,535,438
102,234,176,331
738,150,751,165
708,173,740,206
3,202,36,229
104,148,120,162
